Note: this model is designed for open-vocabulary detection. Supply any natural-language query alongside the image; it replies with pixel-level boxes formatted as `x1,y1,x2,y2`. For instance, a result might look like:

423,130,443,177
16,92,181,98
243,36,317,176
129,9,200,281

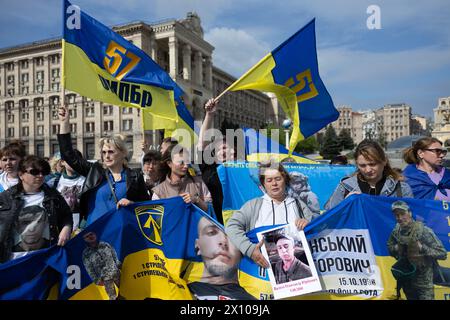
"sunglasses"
424,148,448,156
25,169,48,176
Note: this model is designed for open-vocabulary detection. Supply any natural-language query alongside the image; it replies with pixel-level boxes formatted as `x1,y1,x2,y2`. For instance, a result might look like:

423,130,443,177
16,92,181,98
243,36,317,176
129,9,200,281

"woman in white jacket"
225,161,318,268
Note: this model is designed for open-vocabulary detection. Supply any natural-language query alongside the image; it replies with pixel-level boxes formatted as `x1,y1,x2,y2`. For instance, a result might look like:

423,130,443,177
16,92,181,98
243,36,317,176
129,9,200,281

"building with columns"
0,13,271,162
432,97,450,144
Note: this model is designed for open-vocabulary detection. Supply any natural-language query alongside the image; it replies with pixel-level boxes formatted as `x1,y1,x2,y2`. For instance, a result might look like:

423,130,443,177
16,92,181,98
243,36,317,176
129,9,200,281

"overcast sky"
1,0,449,117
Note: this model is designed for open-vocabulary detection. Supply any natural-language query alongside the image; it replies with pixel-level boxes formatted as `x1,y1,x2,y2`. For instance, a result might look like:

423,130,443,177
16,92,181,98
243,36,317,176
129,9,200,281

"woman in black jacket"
0,155,73,263
57,104,150,226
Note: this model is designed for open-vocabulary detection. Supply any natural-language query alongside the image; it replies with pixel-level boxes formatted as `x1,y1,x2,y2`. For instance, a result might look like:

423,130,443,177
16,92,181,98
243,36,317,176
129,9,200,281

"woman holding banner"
152,144,212,212
57,105,150,227
402,137,450,200
226,161,317,268
325,140,413,210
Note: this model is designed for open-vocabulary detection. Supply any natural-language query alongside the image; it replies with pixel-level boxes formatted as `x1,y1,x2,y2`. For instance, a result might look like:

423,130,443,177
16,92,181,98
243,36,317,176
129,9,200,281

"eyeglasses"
25,169,48,176
424,148,448,156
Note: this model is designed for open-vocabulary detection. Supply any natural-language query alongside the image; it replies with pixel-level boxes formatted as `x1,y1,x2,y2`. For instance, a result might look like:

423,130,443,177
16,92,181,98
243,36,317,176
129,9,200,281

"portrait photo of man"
188,216,256,300
270,233,312,285
81,231,122,300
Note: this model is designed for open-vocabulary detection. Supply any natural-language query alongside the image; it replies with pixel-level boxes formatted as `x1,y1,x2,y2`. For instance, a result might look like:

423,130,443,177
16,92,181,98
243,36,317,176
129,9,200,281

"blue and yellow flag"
62,0,179,124
243,128,318,164
224,19,338,154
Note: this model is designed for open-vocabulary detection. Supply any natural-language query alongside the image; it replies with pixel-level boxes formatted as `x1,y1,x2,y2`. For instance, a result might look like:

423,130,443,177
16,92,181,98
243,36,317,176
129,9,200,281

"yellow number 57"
103,41,141,81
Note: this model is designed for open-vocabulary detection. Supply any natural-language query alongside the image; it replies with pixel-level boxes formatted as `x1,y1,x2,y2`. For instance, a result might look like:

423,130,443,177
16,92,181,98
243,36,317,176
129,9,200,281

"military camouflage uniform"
387,221,447,300
82,242,121,300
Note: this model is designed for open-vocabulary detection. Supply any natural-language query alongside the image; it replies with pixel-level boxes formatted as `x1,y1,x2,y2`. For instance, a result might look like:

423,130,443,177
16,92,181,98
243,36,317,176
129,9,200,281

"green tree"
295,136,318,154
338,129,355,151
320,125,341,159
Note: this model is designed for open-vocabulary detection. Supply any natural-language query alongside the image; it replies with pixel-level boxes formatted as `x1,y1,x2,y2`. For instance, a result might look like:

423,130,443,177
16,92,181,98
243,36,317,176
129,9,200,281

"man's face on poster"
276,238,296,264
195,217,241,278
393,210,413,228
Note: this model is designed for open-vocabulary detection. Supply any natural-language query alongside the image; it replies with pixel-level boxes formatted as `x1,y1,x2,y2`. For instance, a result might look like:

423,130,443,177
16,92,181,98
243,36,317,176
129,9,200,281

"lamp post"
282,119,292,149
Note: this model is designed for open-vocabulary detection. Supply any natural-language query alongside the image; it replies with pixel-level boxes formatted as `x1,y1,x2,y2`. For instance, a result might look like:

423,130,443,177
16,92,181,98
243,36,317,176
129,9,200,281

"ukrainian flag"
62,0,178,125
244,128,318,164
225,19,338,154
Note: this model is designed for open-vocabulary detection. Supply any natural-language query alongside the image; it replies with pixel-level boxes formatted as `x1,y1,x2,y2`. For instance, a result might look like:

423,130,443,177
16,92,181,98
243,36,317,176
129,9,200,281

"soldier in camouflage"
387,200,447,300
82,232,121,300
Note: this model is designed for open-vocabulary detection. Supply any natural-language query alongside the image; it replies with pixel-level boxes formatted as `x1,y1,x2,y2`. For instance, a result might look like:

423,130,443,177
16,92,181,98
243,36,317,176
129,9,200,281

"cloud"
205,27,270,77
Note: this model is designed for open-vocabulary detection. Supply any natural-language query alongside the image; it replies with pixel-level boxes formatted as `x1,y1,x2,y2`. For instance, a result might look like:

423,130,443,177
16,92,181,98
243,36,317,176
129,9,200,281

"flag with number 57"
62,0,180,124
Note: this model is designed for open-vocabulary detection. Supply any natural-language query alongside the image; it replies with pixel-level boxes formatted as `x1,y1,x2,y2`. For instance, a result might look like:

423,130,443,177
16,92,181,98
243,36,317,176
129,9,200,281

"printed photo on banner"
187,215,256,300
257,225,322,299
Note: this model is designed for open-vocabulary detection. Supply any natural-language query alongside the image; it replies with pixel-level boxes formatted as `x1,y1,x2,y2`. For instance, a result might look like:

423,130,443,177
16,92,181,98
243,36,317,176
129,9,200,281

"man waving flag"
219,19,338,154
62,0,180,124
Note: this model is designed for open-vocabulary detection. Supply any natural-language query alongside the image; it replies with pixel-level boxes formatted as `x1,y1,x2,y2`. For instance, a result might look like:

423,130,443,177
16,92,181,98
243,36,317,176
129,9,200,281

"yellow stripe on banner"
119,248,192,300
63,41,177,122
165,121,198,149
222,209,235,226
246,153,318,164
227,53,304,155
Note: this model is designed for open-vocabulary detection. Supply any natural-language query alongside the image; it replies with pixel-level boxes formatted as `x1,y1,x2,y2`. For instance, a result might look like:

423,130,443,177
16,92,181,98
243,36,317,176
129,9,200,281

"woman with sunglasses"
0,155,73,263
57,105,150,227
403,137,450,200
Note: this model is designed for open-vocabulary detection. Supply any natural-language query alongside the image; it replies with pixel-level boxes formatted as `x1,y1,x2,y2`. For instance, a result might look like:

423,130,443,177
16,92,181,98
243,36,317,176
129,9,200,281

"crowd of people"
0,99,448,301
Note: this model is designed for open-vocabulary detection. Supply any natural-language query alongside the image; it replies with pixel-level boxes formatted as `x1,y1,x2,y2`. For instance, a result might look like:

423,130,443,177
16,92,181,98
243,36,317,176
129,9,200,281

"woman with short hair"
403,137,450,200
226,161,317,268
0,155,73,263
57,104,150,226
325,140,413,210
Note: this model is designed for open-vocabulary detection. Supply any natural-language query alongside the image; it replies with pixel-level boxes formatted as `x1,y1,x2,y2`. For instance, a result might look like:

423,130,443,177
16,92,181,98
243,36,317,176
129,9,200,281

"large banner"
0,195,449,300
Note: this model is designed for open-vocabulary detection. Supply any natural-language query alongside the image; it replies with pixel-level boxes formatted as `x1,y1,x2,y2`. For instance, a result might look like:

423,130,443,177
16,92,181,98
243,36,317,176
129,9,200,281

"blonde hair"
99,134,129,167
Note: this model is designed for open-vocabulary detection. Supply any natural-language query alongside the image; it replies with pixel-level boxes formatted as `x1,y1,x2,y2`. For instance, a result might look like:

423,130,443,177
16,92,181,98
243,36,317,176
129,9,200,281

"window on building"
35,57,44,66
7,114,14,123
52,110,59,120
36,111,44,121
7,88,15,96
20,86,29,95
22,113,29,122
122,119,133,131
51,68,60,79
51,83,60,91
20,60,29,69
69,109,77,118
22,127,29,137
36,144,44,158
122,107,132,114
36,85,44,93
70,123,77,133
52,124,60,135
7,75,14,85
50,54,60,64
103,121,114,132
36,70,44,80
7,128,14,138
37,125,44,136
21,73,29,83
103,105,113,115
86,106,95,117
85,122,95,132
6,62,14,71
85,142,95,160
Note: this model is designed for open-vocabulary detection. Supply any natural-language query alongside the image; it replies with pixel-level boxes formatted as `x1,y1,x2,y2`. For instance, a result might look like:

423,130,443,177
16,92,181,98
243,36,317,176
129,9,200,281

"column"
204,55,212,89
168,37,178,80
194,51,203,86
150,37,158,62
43,55,49,93
182,44,191,81
14,61,19,95
29,58,35,94
0,64,5,97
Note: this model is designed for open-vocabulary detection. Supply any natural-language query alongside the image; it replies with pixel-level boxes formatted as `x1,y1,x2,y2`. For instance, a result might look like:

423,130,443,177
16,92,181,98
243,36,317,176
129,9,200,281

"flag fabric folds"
62,0,180,125
243,128,318,163
224,19,338,154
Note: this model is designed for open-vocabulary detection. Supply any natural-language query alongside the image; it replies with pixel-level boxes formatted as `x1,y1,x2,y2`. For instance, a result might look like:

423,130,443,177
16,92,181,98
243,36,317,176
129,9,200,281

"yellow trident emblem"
135,205,164,245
